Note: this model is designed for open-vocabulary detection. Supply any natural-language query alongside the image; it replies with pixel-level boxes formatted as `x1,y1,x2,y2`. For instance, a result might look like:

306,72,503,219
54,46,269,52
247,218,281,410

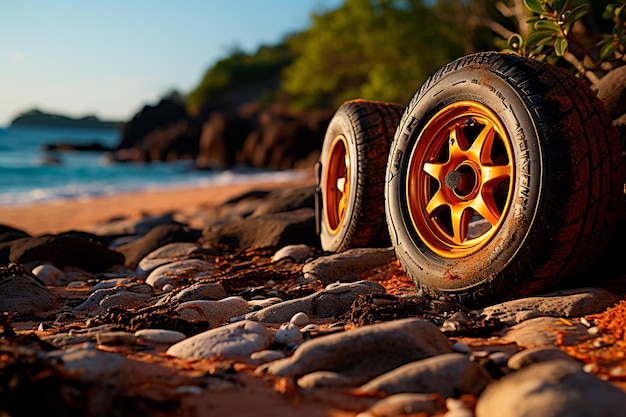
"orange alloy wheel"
324,134,350,234
406,101,514,258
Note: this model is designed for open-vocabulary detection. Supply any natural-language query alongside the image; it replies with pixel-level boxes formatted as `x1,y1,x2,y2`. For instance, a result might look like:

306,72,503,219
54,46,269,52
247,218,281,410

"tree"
281,0,466,109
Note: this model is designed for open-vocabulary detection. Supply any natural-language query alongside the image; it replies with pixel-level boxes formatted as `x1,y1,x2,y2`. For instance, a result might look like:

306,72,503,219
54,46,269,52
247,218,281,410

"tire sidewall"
386,66,543,291
319,108,360,251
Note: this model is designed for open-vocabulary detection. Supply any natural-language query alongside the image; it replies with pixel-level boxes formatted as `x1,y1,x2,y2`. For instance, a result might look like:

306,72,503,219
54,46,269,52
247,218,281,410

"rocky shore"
1,183,625,417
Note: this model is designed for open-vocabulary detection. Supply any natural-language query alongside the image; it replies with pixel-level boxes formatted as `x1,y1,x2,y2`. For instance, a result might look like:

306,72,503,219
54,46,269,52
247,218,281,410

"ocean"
0,125,305,206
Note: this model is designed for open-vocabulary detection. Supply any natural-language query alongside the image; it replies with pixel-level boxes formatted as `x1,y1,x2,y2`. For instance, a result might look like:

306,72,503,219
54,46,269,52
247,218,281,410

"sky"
0,0,342,127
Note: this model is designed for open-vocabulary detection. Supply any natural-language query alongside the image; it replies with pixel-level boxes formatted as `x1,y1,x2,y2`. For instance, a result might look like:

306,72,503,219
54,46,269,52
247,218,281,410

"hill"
10,109,120,129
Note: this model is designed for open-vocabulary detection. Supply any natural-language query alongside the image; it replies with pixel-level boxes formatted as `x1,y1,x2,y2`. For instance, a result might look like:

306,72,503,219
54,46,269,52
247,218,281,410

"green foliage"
280,0,466,110
186,43,293,114
503,0,626,80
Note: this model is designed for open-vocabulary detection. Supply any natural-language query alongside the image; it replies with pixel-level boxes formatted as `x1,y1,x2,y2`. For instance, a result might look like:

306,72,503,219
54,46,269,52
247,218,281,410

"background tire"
318,99,404,252
385,52,624,307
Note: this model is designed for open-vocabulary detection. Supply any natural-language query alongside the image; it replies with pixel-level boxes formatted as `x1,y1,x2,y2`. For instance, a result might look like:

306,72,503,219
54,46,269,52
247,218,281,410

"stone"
289,312,310,327
302,248,396,286
247,280,385,323
145,259,217,290
6,235,124,272
500,316,590,348
116,223,201,268
176,296,250,327
249,350,286,365
135,329,187,344
155,281,227,306
136,242,203,275
0,274,61,315
166,320,273,360
274,323,303,346
74,285,152,315
49,347,128,383
31,263,65,285
259,318,451,381
358,353,492,397
473,288,621,326
297,371,361,389
507,346,580,370
356,393,440,417
475,360,626,417
271,244,316,262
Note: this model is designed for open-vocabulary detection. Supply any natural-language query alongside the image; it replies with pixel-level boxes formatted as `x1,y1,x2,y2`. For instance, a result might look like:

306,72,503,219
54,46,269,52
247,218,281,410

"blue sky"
0,1,341,126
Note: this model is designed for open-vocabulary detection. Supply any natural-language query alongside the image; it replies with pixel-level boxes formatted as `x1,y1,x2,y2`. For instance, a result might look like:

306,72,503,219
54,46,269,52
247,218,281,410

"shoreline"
0,176,315,236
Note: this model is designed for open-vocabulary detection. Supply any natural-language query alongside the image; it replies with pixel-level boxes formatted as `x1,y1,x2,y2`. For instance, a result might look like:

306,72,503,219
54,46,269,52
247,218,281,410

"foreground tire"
385,52,624,307
318,99,404,252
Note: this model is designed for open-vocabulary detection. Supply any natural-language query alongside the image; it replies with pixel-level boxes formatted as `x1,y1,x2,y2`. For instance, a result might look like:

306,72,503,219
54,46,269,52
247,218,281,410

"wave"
0,168,308,207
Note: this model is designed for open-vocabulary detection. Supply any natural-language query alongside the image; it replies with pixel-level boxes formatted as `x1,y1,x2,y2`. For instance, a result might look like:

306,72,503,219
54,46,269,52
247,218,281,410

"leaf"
526,29,556,47
555,37,568,56
599,41,617,60
507,33,524,50
524,0,546,15
553,0,568,14
534,19,560,32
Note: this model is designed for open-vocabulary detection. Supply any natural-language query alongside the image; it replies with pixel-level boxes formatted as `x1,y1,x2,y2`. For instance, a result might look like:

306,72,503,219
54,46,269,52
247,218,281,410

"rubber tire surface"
318,99,404,252
385,52,624,307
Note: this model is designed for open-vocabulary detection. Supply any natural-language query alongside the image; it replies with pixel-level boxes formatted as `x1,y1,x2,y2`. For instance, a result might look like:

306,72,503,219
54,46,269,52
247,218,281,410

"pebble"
166,320,273,360
302,247,396,286
155,281,227,306
274,322,303,346
271,244,315,262
249,349,286,365
176,296,250,327
259,318,452,383
145,259,218,290
500,316,590,347
473,287,621,326
507,347,579,370
136,242,203,275
0,274,61,315
356,393,440,417
289,311,310,327
134,329,187,344
358,353,493,397
297,371,360,389
475,360,626,417
246,280,385,323
31,263,65,285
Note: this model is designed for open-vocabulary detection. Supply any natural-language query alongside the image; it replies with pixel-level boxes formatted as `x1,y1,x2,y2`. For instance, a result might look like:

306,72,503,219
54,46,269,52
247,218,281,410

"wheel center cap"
444,163,479,198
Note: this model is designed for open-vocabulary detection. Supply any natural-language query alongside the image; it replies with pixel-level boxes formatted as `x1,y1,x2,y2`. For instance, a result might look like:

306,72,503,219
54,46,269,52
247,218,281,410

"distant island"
10,109,121,129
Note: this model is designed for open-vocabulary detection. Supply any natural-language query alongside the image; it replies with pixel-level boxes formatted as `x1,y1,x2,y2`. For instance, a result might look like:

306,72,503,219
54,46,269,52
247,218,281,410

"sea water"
0,125,305,206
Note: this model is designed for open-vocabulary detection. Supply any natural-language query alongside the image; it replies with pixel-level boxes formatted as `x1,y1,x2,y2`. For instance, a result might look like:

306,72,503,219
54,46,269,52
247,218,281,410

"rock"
74,285,152,315
289,312,310,327
357,393,440,417
96,331,138,346
145,259,218,290
166,320,273,360
593,65,626,119
500,316,590,347
5,235,124,272
116,223,201,268
358,353,493,397
49,347,128,384
297,371,361,389
200,208,318,250
250,185,315,216
90,214,180,237
274,323,303,346
475,360,626,417
155,281,227,306
259,318,451,381
137,242,203,274
302,248,396,286
271,244,316,263
0,273,61,315
473,287,621,326
507,347,580,370
246,281,385,323
31,263,65,285
249,350,286,365
134,329,187,344
175,296,250,327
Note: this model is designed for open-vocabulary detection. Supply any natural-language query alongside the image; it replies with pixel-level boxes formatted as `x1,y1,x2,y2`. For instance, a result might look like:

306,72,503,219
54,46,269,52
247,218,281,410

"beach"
0,175,315,236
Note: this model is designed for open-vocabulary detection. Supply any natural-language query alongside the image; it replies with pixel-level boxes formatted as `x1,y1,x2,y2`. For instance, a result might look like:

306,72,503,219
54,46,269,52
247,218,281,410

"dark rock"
200,208,318,250
5,235,124,272
197,106,259,169
251,185,316,216
117,98,188,151
0,224,30,243
116,223,201,268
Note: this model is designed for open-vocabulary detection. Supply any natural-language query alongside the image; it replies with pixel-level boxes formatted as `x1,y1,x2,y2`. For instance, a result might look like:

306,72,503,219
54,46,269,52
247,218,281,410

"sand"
0,176,315,236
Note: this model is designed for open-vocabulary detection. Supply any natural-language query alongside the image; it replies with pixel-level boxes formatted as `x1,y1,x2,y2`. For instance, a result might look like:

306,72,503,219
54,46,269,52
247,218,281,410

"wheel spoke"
449,203,473,244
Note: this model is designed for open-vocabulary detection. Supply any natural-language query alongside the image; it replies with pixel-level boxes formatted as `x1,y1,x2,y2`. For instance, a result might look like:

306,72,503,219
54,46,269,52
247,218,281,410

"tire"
385,52,624,307
318,99,404,252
